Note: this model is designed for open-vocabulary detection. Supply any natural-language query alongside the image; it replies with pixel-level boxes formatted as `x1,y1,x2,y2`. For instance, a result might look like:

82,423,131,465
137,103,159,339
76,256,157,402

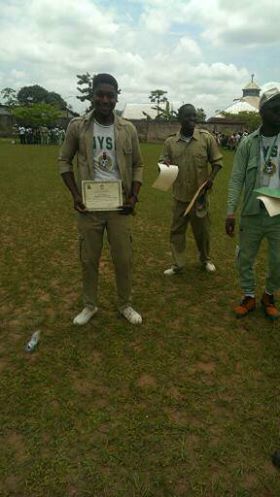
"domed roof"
244,74,260,89
242,74,261,98
243,80,260,90
215,100,258,117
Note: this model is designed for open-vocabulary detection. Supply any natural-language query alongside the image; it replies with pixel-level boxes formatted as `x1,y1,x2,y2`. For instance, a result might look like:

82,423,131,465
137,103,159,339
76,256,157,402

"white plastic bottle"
25,330,41,352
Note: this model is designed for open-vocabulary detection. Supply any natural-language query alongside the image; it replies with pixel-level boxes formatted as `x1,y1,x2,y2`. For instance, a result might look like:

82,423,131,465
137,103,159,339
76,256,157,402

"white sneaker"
120,306,142,325
73,306,98,325
204,261,216,273
163,266,183,276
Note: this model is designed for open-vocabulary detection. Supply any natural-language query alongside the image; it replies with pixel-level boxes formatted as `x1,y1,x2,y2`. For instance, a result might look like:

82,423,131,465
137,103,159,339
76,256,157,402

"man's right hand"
225,214,235,237
160,160,171,167
73,194,86,213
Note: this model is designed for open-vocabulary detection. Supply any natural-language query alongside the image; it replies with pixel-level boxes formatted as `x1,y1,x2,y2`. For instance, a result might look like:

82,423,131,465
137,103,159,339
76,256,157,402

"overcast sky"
0,0,279,117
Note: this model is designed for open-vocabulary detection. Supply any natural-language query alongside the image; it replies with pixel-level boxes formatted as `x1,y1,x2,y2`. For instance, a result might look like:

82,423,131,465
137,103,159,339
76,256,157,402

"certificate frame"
81,180,123,211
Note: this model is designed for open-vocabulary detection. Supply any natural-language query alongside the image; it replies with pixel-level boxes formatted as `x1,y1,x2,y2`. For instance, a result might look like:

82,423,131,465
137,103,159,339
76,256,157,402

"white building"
215,75,260,117
122,102,181,120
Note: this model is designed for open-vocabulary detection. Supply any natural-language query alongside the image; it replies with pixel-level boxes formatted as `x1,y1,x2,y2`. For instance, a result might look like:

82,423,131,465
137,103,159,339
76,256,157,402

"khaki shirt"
58,111,144,200
160,128,223,202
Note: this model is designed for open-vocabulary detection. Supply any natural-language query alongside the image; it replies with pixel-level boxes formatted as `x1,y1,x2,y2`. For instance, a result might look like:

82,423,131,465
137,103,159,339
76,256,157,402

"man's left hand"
119,195,137,215
204,177,214,191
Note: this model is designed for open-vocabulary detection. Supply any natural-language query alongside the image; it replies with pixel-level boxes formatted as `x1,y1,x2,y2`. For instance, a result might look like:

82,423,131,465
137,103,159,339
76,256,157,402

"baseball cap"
259,87,280,110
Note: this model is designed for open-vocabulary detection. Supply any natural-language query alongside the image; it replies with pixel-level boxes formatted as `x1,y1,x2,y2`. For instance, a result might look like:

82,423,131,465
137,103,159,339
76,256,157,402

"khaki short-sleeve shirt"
160,128,223,202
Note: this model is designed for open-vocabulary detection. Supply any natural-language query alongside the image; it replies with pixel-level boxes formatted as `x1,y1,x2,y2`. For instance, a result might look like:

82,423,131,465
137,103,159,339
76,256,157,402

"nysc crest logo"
97,151,113,172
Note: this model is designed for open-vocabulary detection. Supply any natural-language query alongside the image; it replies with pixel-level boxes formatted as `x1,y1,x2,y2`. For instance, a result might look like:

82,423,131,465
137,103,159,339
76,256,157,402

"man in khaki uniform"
160,104,223,275
58,73,143,325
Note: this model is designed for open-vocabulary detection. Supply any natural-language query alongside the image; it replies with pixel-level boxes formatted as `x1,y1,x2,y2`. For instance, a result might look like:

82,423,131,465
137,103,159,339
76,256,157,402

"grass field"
1,141,280,497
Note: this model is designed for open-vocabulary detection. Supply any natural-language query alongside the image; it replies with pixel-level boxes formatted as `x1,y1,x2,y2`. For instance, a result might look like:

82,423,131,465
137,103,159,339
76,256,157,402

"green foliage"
11,103,60,127
149,89,168,105
17,85,66,110
0,87,18,107
17,85,49,105
157,100,178,121
196,107,206,122
76,72,94,105
148,90,178,120
45,91,67,109
149,89,168,118
222,111,261,131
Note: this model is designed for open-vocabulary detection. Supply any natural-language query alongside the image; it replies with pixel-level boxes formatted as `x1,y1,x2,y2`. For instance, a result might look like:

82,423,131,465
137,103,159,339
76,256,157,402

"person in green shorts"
225,87,280,320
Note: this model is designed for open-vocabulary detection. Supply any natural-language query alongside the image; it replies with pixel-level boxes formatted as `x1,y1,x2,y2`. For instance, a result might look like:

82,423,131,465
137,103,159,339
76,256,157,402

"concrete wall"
0,111,246,140
131,120,180,143
131,119,246,143
0,106,75,137
0,113,15,137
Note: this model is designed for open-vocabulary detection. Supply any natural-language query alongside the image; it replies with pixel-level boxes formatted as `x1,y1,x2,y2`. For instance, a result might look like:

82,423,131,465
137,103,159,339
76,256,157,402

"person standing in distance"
160,104,223,275
226,88,280,320
58,73,143,325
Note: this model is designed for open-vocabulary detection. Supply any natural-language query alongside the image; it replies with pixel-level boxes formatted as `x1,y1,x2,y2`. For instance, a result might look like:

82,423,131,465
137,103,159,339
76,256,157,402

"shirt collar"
84,110,124,128
176,127,199,142
251,127,261,139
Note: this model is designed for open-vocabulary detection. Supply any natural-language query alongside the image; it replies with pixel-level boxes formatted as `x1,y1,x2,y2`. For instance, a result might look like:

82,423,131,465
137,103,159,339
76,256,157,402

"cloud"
136,0,280,47
173,37,202,60
0,0,279,117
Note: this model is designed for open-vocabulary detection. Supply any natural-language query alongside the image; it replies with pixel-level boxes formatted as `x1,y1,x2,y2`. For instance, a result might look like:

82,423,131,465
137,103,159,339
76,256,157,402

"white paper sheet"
152,163,179,192
257,195,280,217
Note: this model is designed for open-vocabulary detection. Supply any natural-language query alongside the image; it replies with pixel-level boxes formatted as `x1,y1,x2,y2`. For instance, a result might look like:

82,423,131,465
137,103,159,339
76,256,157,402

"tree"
0,87,18,107
11,103,60,127
17,85,49,105
221,111,261,132
157,101,178,121
76,72,94,105
196,108,206,122
236,111,261,131
142,111,152,120
17,85,67,110
45,91,67,110
148,89,168,117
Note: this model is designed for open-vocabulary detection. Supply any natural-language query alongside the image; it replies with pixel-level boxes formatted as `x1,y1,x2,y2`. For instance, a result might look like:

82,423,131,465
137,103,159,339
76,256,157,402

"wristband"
131,193,138,202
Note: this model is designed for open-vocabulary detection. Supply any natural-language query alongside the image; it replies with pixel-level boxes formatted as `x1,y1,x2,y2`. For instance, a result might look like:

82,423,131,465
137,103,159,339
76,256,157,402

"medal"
263,159,276,175
260,134,279,177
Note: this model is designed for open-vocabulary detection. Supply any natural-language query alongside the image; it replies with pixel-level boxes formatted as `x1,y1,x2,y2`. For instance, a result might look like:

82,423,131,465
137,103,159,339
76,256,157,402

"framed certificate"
81,180,123,211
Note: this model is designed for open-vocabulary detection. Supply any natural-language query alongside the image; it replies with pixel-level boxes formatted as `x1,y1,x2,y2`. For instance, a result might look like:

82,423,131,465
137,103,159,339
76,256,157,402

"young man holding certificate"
226,88,280,320
58,73,143,325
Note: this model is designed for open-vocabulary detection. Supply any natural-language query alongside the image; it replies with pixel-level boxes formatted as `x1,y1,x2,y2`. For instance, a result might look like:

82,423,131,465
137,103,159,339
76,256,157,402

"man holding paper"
160,104,223,275
226,87,280,320
59,73,143,325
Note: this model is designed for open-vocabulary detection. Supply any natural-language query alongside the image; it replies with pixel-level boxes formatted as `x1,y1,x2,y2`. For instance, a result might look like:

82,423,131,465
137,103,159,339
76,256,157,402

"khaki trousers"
170,199,211,268
77,211,132,310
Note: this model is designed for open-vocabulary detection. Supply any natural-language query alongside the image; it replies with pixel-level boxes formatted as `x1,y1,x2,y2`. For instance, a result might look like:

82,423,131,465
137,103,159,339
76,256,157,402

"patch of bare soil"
137,374,157,388
5,431,28,462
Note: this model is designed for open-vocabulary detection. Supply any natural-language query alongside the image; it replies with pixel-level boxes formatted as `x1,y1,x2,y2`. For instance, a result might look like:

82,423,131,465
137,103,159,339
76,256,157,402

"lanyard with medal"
260,134,279,176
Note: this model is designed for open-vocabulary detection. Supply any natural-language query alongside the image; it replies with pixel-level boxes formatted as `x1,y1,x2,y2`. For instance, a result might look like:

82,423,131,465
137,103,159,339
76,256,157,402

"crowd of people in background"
14,123,250,150
17,126,65,145
212,130,249,150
